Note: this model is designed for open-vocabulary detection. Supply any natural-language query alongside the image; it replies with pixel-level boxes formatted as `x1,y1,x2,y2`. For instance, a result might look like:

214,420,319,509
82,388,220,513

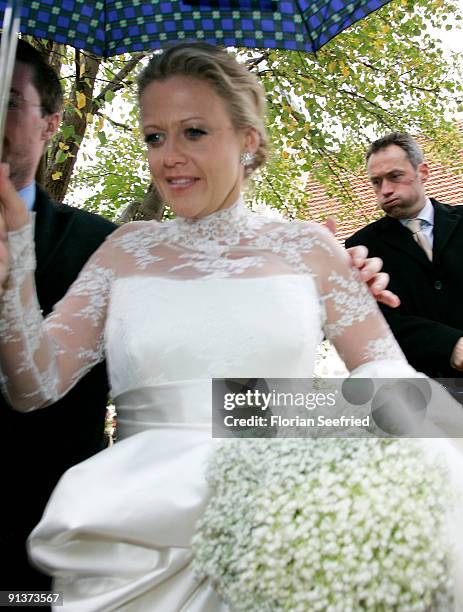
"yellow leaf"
98,116,105,131
52,171,62,181
77,91,86,110
86,113,93,123
342,66,349,77
58,141,65,149
79,60,86,78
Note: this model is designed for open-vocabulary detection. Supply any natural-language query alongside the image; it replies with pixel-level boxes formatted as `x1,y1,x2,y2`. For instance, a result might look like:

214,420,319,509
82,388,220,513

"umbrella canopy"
1,0,393,56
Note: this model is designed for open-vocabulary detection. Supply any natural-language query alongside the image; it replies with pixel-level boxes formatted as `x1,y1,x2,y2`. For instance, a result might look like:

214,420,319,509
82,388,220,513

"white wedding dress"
1,198,462,611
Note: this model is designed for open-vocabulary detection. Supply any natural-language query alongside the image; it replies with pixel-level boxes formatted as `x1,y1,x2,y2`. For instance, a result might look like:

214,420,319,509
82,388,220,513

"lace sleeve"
304,224,407,372
0,219,115,412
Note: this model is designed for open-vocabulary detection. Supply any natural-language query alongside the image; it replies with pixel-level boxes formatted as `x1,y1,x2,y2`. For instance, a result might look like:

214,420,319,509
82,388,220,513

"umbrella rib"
0,0,22,162
104,0,109,58
293,0,318,53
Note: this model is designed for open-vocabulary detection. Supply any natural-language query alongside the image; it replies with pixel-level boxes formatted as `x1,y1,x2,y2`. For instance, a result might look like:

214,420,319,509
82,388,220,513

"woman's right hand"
0,163,30,231
0,211,9,295
0,163,30,296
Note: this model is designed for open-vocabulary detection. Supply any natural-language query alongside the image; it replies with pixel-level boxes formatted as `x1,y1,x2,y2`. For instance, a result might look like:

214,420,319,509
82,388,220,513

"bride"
0,43,461,610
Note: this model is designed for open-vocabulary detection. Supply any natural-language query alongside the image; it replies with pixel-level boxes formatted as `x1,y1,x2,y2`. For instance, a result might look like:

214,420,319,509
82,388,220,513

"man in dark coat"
346,132,463,380
0,40,116,594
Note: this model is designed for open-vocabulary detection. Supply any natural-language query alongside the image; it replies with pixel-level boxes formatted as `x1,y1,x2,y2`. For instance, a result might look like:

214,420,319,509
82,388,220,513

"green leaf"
97,131,108,145
104,90,115,103
60,124,76,140
55,149,67,164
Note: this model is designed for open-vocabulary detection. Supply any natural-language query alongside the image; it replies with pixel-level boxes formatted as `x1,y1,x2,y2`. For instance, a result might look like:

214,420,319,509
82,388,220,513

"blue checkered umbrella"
2,0,392,56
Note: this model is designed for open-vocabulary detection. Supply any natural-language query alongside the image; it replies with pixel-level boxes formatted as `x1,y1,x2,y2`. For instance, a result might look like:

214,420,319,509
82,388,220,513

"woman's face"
140,75,257,219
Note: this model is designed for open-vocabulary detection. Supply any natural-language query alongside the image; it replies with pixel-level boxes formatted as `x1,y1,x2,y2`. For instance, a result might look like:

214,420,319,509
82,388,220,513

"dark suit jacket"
0,186,116,592
346,199,463,379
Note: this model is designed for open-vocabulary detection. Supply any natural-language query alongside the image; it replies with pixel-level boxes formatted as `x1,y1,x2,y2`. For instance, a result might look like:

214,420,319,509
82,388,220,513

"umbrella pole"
0,0,22,162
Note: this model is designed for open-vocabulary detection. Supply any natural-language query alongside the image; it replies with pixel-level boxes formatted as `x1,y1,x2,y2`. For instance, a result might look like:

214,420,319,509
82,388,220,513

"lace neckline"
172,197,253,245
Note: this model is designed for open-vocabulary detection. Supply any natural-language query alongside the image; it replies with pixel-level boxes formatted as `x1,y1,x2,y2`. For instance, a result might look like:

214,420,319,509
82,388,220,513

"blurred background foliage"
31,0,463,223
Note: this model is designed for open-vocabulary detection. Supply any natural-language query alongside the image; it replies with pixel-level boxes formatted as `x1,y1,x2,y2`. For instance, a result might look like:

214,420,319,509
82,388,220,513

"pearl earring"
240,151,255,167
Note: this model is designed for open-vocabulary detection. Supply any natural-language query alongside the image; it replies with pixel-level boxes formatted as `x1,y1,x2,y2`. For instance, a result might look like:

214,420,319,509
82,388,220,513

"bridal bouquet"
193,438,454,611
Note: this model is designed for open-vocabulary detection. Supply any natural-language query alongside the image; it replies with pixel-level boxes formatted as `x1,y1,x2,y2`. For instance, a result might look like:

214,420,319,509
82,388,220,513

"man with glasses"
0,39,116,595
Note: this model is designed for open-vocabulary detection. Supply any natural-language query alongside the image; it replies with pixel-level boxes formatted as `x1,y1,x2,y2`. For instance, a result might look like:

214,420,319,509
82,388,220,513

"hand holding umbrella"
0,163,29,230
0,192,8,296
0,162,29,296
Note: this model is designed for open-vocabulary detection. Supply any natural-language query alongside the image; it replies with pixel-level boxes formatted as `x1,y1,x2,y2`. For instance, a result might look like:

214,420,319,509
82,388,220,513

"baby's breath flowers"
192,438,453,611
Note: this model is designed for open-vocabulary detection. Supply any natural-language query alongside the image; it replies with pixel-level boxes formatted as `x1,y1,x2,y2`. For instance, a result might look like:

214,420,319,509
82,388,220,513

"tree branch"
94,53,145,106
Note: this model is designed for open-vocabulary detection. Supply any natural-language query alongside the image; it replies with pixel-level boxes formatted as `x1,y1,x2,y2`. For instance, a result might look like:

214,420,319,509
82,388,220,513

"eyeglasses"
7,94,44,113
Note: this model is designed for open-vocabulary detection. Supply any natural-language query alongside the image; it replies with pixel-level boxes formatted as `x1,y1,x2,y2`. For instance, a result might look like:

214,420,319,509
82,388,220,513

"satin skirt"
29,423,226,612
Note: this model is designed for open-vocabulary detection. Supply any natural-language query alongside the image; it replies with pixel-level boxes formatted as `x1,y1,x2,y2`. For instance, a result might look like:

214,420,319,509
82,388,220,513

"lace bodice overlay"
0,198,405,413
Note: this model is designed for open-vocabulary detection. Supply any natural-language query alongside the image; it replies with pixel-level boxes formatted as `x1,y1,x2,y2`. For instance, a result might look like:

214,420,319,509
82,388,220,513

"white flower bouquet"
193,438,454,611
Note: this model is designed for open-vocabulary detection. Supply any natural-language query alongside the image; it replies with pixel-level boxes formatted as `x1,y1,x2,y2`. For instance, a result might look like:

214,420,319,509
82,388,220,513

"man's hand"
0,163,29,231
451,338,463,372
324,217,400,308
346,245,400,308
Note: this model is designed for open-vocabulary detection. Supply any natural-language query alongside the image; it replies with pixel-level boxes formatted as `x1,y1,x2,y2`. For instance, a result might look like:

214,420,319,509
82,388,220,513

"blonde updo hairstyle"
137,42,268,177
